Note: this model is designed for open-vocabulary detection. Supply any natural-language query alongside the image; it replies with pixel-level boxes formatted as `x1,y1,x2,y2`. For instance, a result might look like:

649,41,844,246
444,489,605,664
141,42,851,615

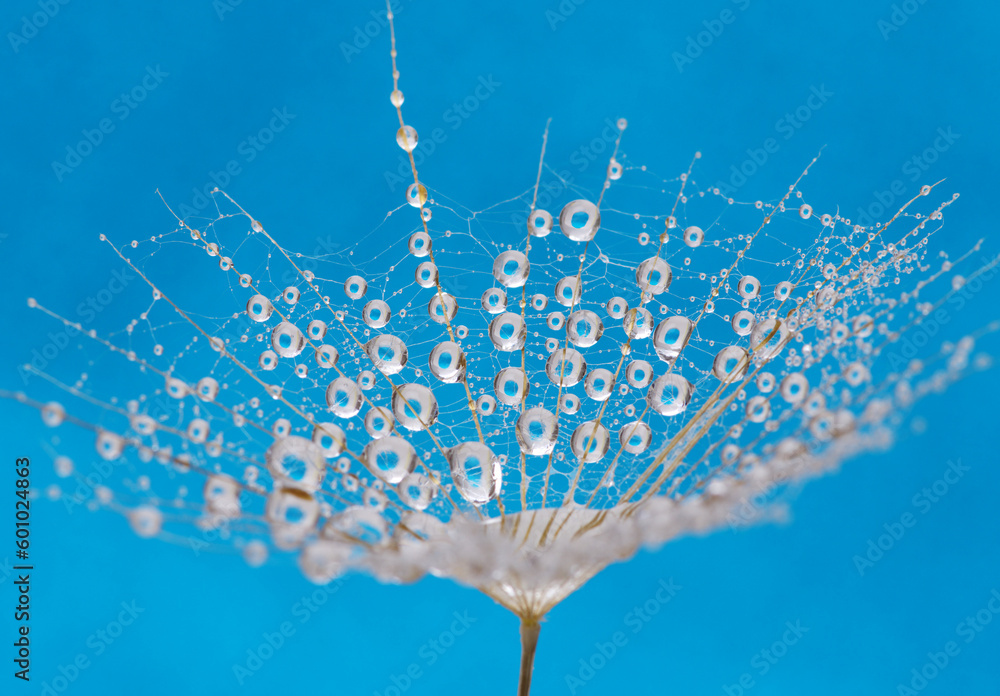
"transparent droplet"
515,407,559,456
606,296,629,319
737,276,760,300
365,334,408,375
364,406,396,439
41,402,65,427
619,421,652,454
570,421,610,462
415,261,438,288
554,276,582,307
683,226,704,248
396,125,418,152
481,288,508,314
271,322,306,358
307,320,328,341
392,383,438,431
625,360,653,388
648,374,694,416
492,250,530,288
488,313,526,351
712,345,749,381
344,275,368,300
731,311,755,336
397,472,435,511
363,300,391,329
636,257,672,295
428,341,466,383
129,506,162,538
406,182,428,208
364,436,417,484
246,294,274,322
566,310,604,348
559,199,601,242
427,292,458,324
493,367,528,406
408,232,431,257
546,348,586,387
584,368,615,401
266,436,325,492
447,442,502,504
315,345,339,368
528,209,553,237
326,377,363,419
653,316,693,363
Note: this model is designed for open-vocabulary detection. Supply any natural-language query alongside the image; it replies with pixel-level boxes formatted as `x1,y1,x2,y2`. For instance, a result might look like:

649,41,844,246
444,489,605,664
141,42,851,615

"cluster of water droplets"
14,71,997,603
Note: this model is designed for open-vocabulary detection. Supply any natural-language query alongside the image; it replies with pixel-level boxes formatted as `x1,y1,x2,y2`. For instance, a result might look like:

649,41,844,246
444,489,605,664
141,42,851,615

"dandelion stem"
518,618,541,696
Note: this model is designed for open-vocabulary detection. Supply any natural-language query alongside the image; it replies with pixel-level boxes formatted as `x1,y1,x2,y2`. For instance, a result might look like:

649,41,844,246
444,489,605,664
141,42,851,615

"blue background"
3,0,999,693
